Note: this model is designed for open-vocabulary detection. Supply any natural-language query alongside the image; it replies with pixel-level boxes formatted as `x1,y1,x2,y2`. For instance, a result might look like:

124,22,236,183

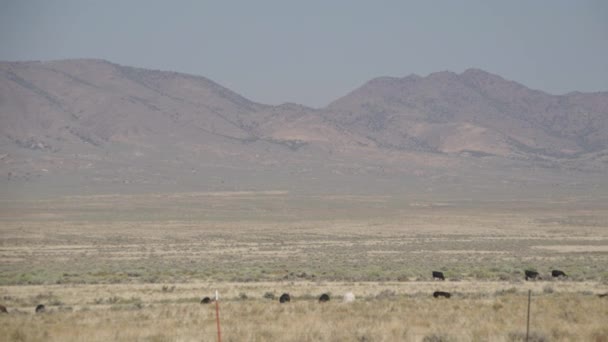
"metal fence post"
526,289,531,342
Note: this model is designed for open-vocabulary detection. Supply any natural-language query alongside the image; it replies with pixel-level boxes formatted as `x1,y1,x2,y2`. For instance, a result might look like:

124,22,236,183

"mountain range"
1,59,607,198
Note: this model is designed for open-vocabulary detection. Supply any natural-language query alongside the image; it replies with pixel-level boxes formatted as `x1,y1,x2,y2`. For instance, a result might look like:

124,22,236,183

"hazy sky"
1,0,607,107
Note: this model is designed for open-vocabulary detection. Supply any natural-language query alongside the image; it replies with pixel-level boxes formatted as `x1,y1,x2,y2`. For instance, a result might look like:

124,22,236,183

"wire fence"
202,289,548,342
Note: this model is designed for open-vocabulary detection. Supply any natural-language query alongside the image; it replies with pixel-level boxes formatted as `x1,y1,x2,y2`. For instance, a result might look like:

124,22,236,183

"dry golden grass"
1,291,607,341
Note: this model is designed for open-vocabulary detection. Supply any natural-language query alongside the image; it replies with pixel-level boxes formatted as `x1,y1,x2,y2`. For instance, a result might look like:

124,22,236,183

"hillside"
326,69,608,158
1,60,607,198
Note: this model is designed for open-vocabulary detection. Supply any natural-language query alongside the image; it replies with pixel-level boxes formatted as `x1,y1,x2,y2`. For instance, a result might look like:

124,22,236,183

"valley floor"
1,192,607,341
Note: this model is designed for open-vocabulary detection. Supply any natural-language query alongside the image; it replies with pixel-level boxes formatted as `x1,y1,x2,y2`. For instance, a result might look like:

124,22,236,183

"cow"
319,293,330,302
35,304,45,313
0,304,7,313
598,293,608,298
200,297,211,304
433,291,451,298
551,270,567,278
524,270,540,281
279,293,291,303
432,271,445,281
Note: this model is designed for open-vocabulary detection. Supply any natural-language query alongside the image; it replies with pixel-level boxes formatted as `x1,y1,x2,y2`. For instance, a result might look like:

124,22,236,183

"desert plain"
1,192,607,341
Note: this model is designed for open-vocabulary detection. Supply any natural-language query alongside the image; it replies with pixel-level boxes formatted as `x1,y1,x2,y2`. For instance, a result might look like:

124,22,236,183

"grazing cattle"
551,270,567,278
343,292,355,303
598,293,608,298
432,271,445,281
524,270,540,281
0,304,7,313
35,304,45,313
319,293,330,302
279,293,291,303
433,291,451,299
200,297,211,304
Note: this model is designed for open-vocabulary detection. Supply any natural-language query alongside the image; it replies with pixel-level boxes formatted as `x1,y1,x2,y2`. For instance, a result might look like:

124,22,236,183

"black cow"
200,297,211,304
279,293,291,303
0,304,7,313
551,270,567,278
524,270,540,281
35,304,45,313
433,291,451,298
432,271,445,281
319,293,330,302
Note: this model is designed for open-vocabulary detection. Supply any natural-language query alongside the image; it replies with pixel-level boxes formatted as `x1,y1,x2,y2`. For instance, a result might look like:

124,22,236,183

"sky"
1,0,607,107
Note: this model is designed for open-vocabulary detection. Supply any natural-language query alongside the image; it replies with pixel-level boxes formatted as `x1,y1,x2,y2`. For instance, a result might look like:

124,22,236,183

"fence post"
215,290,222,342
526,289,531,342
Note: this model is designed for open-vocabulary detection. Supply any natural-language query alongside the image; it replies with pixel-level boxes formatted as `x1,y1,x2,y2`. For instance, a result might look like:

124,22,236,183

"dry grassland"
1,192,608,341
1,292,607,341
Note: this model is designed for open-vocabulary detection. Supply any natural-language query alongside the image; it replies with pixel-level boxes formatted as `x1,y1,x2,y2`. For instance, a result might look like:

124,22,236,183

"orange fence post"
215,290,222,342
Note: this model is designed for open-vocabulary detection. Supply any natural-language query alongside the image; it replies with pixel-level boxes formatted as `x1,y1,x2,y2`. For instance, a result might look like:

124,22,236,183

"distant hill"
1,59,607,198
326,69,608,158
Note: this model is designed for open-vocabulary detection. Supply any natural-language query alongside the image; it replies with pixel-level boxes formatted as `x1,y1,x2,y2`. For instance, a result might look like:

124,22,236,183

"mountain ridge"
326,67,608,158
1,59,607,197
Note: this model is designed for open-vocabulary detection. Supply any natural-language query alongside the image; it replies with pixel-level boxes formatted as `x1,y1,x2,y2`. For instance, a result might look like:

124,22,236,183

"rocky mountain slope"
326,69,608,158
1,59,606,197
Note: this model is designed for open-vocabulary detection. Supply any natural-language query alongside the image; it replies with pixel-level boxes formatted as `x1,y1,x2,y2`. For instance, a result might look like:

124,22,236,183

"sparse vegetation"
0,193,607,341
0,291,606,341
1,194,607,286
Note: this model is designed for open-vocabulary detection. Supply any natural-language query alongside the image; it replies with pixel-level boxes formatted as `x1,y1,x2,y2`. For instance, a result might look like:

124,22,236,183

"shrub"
508,331,548,342
422,333,455,342
375,289,397,300
161,285,175,292
495,287,518,296
107,296,120,304
11,329,27,342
